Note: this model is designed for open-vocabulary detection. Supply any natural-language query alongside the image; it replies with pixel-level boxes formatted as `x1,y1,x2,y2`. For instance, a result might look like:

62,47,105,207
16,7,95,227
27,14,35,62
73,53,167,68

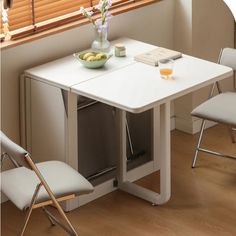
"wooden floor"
1,124,236,236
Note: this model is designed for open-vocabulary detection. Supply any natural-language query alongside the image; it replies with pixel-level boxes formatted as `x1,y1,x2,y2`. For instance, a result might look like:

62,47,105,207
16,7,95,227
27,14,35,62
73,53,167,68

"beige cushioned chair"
0,131,94,236
191,48,236,168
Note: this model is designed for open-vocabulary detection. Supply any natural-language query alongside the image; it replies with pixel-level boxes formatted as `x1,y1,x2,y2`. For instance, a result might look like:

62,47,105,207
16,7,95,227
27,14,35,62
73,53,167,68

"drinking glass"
158,59,174,79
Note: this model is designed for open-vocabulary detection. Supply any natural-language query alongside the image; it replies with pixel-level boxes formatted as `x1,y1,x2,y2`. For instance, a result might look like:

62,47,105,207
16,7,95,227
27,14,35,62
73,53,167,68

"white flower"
81,0,112,28
86,10,94,17
79,6,85,14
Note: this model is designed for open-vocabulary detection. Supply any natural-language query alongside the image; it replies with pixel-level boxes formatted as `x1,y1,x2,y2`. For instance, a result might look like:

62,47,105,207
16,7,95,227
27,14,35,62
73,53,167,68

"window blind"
1,0,159,41
9,0,32,31
4,0,135,40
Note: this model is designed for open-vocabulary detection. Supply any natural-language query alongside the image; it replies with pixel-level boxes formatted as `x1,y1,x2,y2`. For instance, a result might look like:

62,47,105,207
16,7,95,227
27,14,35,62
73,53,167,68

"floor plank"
1,124,236,236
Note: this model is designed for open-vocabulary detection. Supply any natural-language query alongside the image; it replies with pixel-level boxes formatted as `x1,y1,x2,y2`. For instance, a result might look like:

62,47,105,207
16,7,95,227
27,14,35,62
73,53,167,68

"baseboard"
175,116,217,134
192,119,217,134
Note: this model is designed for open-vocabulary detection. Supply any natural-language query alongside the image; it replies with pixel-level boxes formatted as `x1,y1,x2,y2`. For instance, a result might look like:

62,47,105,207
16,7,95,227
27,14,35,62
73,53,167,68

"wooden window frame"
1,0,160,50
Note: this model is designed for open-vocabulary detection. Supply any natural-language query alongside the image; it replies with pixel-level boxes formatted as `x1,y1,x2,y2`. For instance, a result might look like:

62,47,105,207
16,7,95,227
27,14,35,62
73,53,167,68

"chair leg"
42,207,56,226
21,183,42,236
228,126,235,143
42,206,77,236
53,202,79,236
192,120,206,168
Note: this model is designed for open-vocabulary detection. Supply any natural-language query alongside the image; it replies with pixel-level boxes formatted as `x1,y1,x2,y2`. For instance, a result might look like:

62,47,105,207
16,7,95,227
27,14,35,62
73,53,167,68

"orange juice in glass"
158,59,174,79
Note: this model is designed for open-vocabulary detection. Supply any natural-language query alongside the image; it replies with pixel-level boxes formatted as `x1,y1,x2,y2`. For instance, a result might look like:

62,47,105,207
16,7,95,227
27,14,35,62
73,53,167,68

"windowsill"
0,0,160,50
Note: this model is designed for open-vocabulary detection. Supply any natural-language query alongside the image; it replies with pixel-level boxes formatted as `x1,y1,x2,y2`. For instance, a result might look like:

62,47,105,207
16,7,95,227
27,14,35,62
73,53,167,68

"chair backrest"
0,131,31,169
220,48,236,71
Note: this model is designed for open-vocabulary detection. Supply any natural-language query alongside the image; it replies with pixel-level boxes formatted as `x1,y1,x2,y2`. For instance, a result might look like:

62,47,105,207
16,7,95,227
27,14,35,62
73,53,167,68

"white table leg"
64,91,79,211
158,102,171,204
20,75,33,152
116,109,127,184
20,74,27,148
64,91,78,170
116,102,171,205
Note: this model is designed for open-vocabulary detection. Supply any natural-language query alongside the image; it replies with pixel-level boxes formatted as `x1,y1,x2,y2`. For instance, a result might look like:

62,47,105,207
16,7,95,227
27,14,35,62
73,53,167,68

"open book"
134,47,182,66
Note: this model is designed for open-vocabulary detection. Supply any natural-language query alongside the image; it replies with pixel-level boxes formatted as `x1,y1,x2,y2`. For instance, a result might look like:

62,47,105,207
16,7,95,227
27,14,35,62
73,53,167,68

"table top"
71,54,232,113
24,38,156,91
25,38,233,113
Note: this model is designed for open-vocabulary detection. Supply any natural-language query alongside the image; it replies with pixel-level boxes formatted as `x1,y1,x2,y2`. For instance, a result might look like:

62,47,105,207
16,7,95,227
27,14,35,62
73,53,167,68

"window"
1,0,159,42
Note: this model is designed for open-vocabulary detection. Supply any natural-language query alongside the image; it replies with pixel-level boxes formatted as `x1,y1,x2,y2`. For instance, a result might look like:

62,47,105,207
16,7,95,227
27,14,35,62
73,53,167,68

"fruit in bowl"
74,51,112,69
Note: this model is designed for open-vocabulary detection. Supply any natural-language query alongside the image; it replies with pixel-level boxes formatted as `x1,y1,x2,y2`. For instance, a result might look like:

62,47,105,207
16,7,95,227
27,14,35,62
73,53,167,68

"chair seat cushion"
1,161,94,210
191,92,236,126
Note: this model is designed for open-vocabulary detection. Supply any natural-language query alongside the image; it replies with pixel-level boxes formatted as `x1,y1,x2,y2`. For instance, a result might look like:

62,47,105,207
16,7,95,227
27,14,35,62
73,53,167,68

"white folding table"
71,55,233,205
22,38,233,208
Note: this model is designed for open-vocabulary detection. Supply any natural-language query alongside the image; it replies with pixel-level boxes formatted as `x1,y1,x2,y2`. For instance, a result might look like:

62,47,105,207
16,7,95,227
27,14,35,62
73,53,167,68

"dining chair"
191,48,236,168
0,131,94,236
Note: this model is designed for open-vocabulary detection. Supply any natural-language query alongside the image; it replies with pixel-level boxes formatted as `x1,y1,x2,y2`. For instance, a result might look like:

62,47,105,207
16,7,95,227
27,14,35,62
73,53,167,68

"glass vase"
91,26,110,52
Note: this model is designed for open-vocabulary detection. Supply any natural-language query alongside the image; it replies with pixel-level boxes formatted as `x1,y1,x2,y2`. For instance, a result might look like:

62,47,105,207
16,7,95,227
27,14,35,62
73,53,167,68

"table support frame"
116,102,171,205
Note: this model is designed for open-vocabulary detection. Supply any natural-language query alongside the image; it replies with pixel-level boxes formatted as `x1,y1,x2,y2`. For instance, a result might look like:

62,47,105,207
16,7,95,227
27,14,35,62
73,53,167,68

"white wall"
192,0,235,106
174,0,234,134
1,0,174,144
174,0,192,54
